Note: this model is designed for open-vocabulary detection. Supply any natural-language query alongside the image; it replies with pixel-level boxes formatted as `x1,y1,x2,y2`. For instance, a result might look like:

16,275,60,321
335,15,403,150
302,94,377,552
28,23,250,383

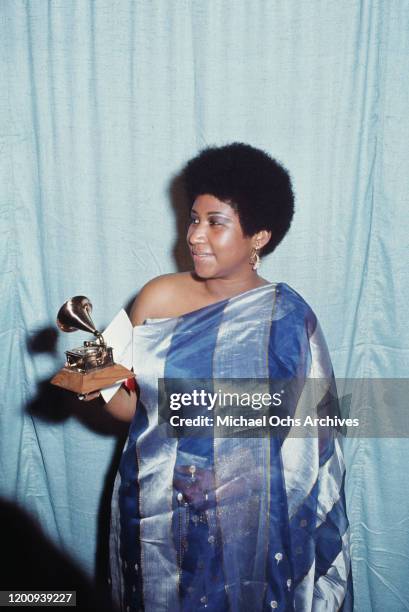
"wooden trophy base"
51,364,135,394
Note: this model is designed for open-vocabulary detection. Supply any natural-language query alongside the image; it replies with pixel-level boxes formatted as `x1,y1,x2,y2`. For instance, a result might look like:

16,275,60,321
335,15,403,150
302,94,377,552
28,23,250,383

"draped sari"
109,282,353,611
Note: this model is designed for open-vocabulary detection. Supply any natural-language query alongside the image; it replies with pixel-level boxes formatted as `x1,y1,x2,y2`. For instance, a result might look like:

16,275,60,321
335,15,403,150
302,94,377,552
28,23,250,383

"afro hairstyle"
183,143,294,255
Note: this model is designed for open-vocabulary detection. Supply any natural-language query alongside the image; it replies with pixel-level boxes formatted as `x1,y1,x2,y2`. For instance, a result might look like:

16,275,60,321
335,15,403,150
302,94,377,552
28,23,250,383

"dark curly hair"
183,143,294,256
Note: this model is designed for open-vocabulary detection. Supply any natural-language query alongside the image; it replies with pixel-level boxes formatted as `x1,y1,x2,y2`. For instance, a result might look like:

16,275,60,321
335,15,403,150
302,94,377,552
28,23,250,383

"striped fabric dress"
109,283,353,612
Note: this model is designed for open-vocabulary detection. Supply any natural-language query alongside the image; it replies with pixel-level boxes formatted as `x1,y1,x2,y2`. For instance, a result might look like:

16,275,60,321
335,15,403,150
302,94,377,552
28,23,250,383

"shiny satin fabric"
109,283,353,611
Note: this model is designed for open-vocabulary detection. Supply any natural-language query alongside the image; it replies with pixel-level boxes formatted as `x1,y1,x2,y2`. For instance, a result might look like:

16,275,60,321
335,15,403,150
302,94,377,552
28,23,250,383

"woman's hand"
77,391,101,401
76,382,138,422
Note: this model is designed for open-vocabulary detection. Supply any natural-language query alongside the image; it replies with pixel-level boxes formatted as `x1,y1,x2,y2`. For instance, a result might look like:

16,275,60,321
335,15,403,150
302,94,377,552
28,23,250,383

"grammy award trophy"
51,296,134,394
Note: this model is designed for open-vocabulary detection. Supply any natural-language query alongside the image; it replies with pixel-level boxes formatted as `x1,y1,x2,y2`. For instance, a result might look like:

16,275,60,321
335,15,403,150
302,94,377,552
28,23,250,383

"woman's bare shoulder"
130,272,196,325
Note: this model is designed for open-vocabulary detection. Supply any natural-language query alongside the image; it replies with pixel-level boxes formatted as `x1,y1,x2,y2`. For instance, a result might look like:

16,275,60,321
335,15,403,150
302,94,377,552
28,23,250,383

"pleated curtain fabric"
1,1,409,610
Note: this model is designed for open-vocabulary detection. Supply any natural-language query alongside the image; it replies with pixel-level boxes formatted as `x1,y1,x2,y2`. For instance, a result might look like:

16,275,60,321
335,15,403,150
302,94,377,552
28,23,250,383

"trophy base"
51,364,135,394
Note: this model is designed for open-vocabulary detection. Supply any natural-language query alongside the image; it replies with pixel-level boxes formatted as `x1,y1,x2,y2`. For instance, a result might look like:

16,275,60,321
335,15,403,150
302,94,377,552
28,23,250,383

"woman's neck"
192,272,270,301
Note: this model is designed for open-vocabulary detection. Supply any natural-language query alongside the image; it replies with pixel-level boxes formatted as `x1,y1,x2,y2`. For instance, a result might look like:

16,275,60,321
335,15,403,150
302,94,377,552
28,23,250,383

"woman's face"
186,194,256,280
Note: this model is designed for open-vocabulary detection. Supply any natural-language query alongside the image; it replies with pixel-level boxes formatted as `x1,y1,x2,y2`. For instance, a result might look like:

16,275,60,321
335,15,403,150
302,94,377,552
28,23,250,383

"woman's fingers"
77,391,101,401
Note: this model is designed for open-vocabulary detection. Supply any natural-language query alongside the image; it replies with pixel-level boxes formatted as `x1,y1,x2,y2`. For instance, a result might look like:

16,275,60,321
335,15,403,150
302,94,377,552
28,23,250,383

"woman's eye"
189,217,223,226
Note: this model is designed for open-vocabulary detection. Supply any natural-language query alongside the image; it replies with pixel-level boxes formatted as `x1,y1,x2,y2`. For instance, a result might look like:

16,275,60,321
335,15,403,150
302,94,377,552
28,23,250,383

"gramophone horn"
57,296,97,335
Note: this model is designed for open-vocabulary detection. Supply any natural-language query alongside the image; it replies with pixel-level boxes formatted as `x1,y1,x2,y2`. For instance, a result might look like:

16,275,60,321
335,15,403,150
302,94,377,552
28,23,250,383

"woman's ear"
252,230,271,250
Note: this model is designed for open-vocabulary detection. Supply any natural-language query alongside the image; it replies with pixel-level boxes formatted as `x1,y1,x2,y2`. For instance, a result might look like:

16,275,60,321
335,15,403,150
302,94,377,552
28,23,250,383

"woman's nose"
188,223,207,244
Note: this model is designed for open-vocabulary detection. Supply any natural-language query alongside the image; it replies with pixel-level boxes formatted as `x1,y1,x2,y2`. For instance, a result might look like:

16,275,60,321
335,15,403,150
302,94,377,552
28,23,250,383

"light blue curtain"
1,1,408,609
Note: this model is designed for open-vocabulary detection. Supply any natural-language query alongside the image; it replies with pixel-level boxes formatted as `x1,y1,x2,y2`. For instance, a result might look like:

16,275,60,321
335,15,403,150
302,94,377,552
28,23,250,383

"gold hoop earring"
249,244,261,270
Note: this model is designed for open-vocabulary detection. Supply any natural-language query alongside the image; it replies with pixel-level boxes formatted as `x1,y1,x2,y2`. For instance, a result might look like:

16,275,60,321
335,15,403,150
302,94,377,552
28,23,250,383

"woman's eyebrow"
191,209,231,218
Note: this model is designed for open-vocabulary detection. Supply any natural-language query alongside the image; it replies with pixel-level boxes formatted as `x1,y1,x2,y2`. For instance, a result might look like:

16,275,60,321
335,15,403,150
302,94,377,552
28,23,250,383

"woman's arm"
103,385,138,422
82,379,137,422
84,277,173,420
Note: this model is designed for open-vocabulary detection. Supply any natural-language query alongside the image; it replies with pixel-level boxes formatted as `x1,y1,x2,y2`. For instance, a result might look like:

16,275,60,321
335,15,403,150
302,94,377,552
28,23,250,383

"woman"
94,144,352,611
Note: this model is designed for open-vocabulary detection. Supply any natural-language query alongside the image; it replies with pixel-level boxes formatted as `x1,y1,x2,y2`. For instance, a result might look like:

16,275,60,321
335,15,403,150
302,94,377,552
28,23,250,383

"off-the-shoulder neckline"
142,281,278,325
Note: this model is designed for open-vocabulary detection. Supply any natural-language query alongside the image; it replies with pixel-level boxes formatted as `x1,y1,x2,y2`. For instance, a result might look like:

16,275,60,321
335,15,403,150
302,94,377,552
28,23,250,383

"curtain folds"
1,1,408,609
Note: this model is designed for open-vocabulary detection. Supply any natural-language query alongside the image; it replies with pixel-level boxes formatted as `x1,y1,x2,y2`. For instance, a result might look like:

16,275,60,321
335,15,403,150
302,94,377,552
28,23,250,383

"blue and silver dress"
109,283,353,611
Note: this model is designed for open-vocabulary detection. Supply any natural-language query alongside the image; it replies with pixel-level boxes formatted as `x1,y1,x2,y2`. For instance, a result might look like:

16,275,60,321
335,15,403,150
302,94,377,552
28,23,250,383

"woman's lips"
192,251,214,259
